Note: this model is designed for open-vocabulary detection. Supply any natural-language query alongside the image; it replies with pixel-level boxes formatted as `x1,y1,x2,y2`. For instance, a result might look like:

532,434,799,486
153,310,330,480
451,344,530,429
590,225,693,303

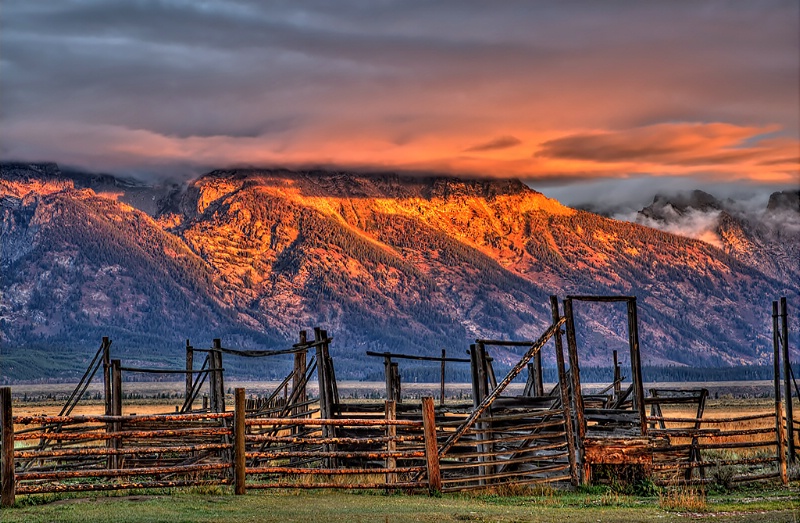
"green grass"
2,487,798,523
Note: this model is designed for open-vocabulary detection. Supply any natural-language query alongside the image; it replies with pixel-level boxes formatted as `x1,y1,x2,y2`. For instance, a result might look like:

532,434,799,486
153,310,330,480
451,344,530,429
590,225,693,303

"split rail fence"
0,388,441,506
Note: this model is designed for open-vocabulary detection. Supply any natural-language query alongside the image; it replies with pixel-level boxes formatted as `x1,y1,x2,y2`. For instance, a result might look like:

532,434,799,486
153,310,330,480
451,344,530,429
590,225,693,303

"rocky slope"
1,164,797,380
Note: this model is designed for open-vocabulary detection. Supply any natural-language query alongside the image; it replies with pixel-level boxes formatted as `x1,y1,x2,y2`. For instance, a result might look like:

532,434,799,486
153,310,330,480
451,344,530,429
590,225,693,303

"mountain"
1,163,798,381
638,189,800,283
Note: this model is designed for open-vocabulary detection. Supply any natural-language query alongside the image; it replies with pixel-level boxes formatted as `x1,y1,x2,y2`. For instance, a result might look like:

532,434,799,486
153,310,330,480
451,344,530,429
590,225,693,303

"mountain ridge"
1,163,797,381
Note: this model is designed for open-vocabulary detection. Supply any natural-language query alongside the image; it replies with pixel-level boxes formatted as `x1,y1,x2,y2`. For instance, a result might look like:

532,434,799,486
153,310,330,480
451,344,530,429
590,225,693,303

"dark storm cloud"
0,0,797,183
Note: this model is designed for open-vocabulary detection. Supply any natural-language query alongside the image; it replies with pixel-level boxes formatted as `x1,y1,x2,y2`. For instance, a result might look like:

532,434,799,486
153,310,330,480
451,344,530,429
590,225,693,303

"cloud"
536,122,771,164
464,136,522,152
0,1,797,183
616,207,724,248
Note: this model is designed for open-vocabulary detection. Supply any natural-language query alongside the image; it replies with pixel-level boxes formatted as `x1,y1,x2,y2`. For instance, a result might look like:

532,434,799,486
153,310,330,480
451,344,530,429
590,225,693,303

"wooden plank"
385,400,397,486
185,340,194,409
293,331,308,422
17,427,232,441
475,342,490,484
1,387,14,508
16,479,232,495
551,295,578,486
245,434,421,445
210,339,225,413
422,397,442,495
440,349,447,406
234,388,246,495
776,401,788,486
366,351,470,363
780,297,795,464
246,466,424,475
773,301,788,486
103,337,111,417
246,481,426,490
14,412,233,425
244,418,421,427
15,444,232,459
16,462,230,481
476,340,537,347
582,438,654,465
565,295,636,302
646,413,776,424
246,450,424,459
110,359,122,470
563,298,587,484
627,298,647,436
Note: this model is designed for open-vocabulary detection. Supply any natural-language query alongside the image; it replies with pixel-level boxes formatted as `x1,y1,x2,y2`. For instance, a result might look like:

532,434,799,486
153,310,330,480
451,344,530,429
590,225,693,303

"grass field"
3,488,798,523
5,381,797,522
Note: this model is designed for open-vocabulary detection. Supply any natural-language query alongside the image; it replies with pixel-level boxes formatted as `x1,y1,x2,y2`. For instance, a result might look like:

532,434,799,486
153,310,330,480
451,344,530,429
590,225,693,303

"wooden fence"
0,388,445,506
647,410,787,486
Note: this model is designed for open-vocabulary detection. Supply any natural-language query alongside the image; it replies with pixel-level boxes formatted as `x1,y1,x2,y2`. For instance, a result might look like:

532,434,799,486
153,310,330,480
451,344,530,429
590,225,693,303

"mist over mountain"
617,189,800,283
1,163,797,382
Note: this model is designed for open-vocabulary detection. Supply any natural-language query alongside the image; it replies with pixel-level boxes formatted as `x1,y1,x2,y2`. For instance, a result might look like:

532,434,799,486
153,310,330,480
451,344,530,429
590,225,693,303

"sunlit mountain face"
1,163,797,381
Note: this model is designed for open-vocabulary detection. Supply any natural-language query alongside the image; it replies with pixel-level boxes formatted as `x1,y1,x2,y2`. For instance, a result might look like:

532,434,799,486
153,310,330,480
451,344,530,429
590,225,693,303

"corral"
1,295,797,507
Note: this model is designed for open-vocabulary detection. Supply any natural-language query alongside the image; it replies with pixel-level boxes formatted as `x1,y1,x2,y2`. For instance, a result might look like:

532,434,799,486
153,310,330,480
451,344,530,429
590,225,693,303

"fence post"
103,336,111,416
440,349,446,406
185,340,194,409
551,295,578,487
780,297,795,464
421,397,441,495
110,359,122,470
777,402,788,486
1,387,14,508
772,301,788,486
210,339,225,413
234,388,246,495
385,400,397,488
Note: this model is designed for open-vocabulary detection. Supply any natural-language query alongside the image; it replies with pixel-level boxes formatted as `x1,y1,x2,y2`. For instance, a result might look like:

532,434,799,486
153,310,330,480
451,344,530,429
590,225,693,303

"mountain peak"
766,189,799,213
0,162,74,197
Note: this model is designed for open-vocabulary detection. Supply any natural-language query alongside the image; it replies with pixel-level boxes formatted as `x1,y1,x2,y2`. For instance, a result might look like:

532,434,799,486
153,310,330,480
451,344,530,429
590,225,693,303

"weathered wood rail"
0,388,447,505
645,410,787,486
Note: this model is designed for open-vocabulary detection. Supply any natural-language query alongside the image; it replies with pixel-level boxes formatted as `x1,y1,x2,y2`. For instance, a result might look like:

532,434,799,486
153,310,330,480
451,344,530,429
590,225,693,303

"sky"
1,1,798,206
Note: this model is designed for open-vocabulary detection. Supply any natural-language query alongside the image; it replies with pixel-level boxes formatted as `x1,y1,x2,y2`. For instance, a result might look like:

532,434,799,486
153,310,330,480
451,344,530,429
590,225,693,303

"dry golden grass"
658,486,707,511
653,398,784,457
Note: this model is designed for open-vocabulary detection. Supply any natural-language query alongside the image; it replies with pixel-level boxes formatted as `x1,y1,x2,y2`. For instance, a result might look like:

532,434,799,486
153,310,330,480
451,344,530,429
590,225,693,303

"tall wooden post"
234,388,246,495
468,344,484,484
475,342,491,482
421,397,441,495
210,339,225,413
780,297,795,464
390,362,401,404
110,359,122,470
293,331,308,419
533,346,544,397
385,400,397,487
551,295,578,487
102,336,111,416
384,355,393,402
185,340,193,409
773,302,788,484
1,387,14,508
440,349,446,406
315,328,333,466
469,344,480,408
564,297,588,485
627,298,648,436
315,328,330,420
